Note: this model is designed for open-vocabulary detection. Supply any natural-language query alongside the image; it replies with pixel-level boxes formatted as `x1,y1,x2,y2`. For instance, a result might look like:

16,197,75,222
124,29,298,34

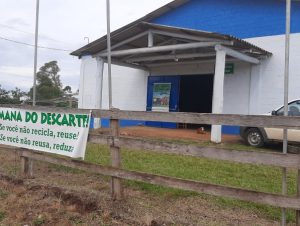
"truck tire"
245,128,264,147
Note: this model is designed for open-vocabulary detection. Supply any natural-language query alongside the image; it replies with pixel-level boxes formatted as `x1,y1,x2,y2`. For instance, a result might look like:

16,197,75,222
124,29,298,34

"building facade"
72,0,300,139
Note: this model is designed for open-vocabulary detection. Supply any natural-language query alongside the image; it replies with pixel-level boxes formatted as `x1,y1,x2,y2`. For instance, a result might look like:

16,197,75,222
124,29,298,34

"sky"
0,0,172,92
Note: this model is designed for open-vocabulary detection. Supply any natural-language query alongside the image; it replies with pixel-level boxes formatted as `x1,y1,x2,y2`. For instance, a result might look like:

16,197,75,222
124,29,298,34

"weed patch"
0,190,8,199
0,211,6,222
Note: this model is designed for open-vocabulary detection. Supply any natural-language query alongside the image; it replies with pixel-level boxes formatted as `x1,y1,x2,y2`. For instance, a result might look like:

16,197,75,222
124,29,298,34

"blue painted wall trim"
222,125,240,135
152,0,300,39
90,118,239,135
89,118,145,129
89,117,95,128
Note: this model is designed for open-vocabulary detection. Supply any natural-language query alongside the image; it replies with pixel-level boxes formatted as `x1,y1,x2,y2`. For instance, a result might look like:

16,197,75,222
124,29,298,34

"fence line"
89,134,300,169
19,148,300,210
1,105,300,224
93,109,300,129
2,105,300,129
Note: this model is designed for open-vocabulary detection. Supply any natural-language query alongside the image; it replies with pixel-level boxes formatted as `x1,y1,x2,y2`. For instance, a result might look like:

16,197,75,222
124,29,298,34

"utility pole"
282,0,291,225
32,0,40,106
106,0,112,109
22,0,39,178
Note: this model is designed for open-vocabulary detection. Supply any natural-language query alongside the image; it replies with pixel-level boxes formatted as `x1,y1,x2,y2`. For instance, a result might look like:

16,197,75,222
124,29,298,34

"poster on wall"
152,83,172,112
0,108,90,159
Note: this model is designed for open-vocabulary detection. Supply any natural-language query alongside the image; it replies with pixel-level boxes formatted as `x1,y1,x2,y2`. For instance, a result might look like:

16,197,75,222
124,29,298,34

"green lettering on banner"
61,114,69,126
11,111,17,121
69,114,76,127
17,112,22,122
0,134,6,141
24,111,39,123
25,112,31,122
41,112,47,124
0,108,90,159
39,112,88,127
56,114,62,126
0,110,22,122
0,124,5,130
75,115,83,127
51,113,57,125
0,111,4,120
47,113,52,125
31,112,38,123
83,115,89,128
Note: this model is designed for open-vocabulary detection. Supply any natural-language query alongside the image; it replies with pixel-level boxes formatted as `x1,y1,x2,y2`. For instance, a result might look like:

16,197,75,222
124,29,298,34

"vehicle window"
276,101,300,116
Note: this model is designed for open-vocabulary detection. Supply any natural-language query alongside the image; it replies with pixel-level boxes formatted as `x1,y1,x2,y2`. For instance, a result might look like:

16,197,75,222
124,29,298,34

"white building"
71,0,300,142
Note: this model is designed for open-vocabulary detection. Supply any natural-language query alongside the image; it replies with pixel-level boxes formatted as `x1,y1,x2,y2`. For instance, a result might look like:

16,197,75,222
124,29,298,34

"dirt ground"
0,127,285,226
119,126,241,144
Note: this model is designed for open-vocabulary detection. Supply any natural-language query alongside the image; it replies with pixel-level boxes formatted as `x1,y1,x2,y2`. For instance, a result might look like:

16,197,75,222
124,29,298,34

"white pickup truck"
240,100,300,147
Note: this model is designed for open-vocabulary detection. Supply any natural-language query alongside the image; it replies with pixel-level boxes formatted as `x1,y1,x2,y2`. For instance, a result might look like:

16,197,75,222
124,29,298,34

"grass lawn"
85,142,297,223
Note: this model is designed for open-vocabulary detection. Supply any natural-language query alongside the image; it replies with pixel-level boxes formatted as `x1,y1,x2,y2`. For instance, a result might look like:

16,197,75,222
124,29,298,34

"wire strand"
0,23,71,45
0,35,72,52
0,23,33,35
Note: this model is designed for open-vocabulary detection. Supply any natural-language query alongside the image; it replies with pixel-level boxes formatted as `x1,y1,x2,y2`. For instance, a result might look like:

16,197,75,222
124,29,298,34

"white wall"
101,64,149,111
78,55,149,111
246,33,300,114
223,33,300,115
222,33,300,115
78,55,103,109
223,62,252,114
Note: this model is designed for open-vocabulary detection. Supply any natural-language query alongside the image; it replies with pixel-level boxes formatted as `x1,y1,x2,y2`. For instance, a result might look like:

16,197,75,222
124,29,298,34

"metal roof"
72,22,271,57
70,0,272,69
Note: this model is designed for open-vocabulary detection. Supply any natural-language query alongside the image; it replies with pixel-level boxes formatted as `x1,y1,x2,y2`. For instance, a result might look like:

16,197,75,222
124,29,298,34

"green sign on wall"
225,63,234,74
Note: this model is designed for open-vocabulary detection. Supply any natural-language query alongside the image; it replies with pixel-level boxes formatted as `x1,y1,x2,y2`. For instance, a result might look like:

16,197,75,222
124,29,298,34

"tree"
27,61,78,107
29,61,63,102
63,85,72,94
11,87,26,102
0,85,10,104
0,86,27,104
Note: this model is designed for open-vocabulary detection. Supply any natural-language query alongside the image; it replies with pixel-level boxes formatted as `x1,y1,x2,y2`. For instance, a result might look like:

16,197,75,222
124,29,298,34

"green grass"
0,211,6,222
85,143,297,222
0,190,8,199
32,217,45,226
49,164,82,174
69,215,84,225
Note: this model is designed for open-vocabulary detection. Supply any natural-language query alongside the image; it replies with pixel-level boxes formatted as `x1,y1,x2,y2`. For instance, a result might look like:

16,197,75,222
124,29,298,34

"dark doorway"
179,74,214,128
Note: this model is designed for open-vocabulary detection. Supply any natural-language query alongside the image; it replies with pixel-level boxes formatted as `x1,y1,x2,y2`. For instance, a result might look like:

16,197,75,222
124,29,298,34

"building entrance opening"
179,74,214,129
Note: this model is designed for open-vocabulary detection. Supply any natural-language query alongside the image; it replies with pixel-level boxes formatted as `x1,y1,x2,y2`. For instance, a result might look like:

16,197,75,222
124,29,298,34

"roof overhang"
71,22,272,71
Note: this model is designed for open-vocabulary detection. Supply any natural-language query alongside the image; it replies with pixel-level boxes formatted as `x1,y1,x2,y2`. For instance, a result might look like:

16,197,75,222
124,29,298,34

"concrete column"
211,47,226,143
94,57,104,129
78,55,104,129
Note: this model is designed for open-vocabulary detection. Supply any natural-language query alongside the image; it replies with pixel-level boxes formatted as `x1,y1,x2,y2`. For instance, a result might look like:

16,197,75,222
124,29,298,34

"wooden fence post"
110,117,123,200
20,149,33,178
296,169,300,226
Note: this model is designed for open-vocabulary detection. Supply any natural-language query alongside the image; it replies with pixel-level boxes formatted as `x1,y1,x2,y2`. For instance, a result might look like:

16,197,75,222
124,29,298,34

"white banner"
0,108,90,159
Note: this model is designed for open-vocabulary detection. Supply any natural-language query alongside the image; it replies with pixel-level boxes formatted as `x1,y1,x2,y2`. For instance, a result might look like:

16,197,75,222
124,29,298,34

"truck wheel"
246,128,264,147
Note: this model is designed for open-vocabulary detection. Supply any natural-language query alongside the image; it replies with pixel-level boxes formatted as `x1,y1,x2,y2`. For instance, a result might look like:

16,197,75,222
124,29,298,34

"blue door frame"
146,76,180,128
145,75,240,134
